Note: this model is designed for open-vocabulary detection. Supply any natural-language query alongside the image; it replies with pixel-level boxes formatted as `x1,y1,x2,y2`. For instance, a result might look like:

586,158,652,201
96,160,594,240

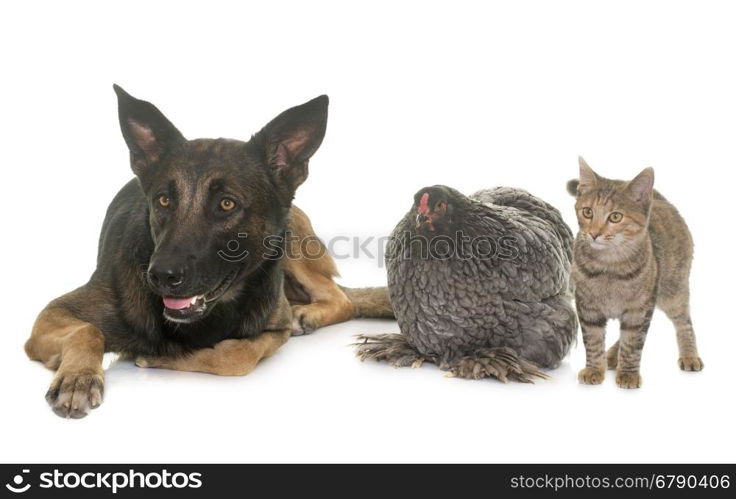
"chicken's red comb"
418,192,430,214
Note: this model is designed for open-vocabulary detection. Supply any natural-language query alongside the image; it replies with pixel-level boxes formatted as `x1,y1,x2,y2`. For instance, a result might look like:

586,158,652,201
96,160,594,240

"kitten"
567,157,703,388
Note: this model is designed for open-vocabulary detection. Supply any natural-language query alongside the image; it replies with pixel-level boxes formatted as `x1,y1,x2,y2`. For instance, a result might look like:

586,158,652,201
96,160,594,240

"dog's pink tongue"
163,296,195,310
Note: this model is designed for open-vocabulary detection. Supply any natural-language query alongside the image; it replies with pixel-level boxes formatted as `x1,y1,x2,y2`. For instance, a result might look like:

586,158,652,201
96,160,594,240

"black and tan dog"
25,86,392,418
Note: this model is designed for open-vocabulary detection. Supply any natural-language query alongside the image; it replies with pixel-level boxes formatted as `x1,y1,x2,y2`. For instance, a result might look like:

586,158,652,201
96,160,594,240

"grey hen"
355,185,577,382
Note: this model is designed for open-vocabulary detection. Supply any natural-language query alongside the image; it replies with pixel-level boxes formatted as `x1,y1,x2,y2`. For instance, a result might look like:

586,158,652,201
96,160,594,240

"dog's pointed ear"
254,95,328,193
114,84,185,177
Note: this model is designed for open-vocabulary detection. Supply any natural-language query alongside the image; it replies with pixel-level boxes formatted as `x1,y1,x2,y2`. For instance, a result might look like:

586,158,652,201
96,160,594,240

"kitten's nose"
589,232,601,241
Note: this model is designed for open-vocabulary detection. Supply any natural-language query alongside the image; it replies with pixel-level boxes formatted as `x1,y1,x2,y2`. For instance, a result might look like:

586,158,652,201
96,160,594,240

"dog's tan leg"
285,261,355,335
135,331,290,376
25,307,105,418
283,205,355,335
135,290,292,376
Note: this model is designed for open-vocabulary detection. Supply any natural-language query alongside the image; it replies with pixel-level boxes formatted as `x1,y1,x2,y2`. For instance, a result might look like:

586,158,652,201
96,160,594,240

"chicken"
355,185,577,382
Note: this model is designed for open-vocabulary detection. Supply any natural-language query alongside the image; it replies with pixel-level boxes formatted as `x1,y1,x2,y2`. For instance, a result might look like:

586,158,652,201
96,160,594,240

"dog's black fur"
54,86,328,358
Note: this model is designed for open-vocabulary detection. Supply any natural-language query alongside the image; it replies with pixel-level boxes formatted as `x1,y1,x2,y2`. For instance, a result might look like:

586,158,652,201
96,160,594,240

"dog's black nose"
148,263,186,290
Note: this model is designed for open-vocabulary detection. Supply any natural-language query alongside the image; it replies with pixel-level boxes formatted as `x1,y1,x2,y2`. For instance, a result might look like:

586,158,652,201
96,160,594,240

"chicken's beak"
416,213,436,232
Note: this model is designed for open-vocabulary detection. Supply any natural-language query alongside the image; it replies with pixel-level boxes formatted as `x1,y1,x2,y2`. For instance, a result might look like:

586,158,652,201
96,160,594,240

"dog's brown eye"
159,195,170,208
581,207,593,218
609,212,623,223
219,198,236,211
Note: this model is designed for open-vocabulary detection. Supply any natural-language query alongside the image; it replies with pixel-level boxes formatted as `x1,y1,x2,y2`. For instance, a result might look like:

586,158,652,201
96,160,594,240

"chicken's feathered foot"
353,334,426,368
448,347,549,383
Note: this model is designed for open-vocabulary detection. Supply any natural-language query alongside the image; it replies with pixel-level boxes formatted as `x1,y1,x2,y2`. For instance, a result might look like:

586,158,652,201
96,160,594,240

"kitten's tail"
566,179,579,196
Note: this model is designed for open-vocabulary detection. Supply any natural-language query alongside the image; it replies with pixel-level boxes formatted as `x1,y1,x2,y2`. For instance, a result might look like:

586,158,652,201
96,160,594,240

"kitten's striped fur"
568,157,703,389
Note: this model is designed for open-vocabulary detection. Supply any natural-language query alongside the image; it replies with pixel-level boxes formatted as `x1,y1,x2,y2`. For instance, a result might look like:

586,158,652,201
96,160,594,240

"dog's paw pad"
135,356,166,369
290,306,317,336
46,371,104,419
135,357,152,368
43,354,62,370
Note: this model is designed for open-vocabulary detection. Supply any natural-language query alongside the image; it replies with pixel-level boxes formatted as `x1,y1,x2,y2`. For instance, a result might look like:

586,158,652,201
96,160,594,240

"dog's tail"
341,286,395,319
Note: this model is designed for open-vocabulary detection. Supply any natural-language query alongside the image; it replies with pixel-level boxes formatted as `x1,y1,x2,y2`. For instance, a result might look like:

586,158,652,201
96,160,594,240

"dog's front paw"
135,357,151,368
290,305,318,336
135,356,168,369
679,356,704,372
578,367,605,385
616,370,642,389
45,370,104,419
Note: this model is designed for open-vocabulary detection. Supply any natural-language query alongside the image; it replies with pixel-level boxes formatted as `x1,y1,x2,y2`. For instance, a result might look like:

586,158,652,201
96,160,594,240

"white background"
1,0,734,463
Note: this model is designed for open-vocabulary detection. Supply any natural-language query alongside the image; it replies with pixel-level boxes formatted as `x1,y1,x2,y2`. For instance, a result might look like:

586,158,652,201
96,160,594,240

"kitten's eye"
219,198,236,211
158,195,170,208
608,212,623,223
581,207,593,219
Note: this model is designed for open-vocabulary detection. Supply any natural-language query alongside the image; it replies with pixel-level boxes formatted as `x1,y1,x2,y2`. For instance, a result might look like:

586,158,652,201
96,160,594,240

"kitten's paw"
606,354,618,370
606,348,619,370
616,370,642,389
578,367,605,385
678,356,704,371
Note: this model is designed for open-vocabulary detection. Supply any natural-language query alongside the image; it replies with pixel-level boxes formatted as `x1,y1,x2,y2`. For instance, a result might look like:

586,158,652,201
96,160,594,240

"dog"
25,86,393,418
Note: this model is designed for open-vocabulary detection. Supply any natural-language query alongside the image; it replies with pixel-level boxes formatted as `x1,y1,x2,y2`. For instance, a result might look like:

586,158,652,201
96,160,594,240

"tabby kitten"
568,157,703,389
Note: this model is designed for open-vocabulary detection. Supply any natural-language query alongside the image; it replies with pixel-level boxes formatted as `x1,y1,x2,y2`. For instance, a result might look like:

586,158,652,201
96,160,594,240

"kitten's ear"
254,95,328,194
626,167,655,205
577,156,599,192
114,84,185,178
